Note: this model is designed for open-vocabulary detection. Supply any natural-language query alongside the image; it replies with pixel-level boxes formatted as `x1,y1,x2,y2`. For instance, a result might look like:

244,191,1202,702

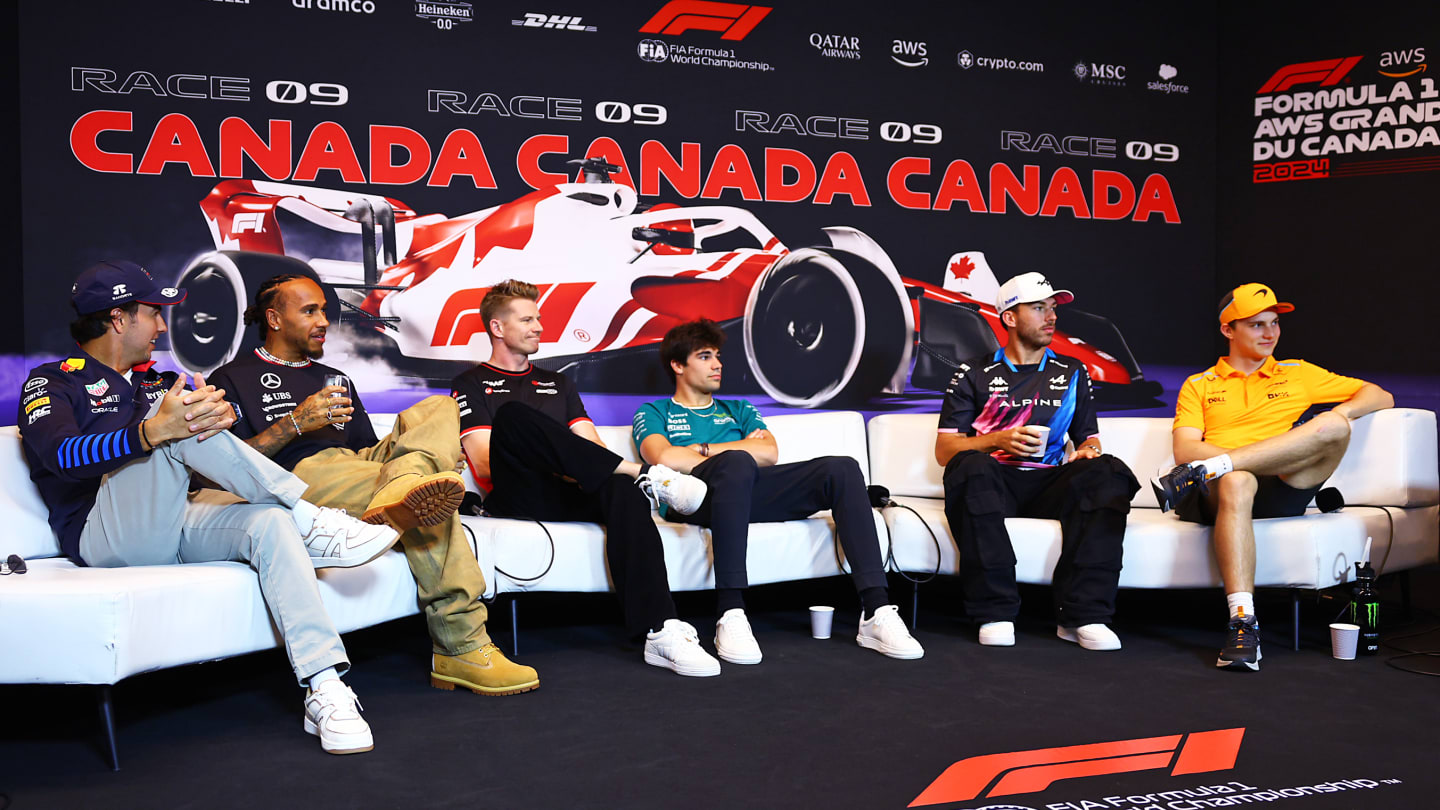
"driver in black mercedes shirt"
211,273,538,698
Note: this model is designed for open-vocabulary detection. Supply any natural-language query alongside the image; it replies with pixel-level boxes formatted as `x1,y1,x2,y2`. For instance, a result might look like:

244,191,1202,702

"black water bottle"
1349,561,1380,655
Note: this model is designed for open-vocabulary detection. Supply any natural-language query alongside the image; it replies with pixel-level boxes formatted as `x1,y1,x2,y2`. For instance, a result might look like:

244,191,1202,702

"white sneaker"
1058,623,1122,651
303,507,399,569
303,679,373,755
856,605,924,660
978,621,1016,647
714,609,763,665
644,619,721,677
637,464,708,515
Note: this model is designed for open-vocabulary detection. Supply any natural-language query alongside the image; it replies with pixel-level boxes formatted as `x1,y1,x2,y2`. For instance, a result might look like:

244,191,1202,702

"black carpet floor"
4,568,1440,810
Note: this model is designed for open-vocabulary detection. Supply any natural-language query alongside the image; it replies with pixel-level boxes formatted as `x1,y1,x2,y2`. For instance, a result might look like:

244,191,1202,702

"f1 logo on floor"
909,728,1245,807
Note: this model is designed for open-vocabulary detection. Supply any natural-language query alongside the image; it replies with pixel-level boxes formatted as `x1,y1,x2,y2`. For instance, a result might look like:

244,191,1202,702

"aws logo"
1379,47,1426,78
910,728,1245,806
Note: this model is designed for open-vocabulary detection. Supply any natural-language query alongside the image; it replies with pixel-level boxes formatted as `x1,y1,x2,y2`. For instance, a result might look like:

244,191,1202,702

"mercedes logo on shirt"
261,373,282,389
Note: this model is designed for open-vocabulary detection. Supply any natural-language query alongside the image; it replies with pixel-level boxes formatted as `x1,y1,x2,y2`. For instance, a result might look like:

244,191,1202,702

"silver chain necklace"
256,346,311,368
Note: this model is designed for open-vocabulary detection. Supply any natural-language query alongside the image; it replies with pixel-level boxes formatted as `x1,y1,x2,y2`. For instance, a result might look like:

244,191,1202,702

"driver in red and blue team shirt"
20,260,397,755
934,273,1139,651
632,319,923,666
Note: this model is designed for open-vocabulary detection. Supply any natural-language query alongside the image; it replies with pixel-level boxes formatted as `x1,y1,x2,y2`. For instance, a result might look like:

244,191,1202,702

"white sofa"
2,408,1435,768
867,409,1439,613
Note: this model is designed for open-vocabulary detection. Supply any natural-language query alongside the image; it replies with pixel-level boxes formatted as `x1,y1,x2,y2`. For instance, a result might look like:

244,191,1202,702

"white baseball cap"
995,272,1074,313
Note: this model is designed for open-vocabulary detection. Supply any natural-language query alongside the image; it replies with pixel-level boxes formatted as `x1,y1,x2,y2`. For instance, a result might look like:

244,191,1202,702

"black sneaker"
1151,463,1207,513
1217,610,1261,671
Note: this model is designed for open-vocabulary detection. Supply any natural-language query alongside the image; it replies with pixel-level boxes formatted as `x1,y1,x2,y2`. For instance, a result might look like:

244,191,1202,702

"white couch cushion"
880,496,1428,590
0,426,63,559
0,550,420,685
463,511,881,596
868,409,1439,509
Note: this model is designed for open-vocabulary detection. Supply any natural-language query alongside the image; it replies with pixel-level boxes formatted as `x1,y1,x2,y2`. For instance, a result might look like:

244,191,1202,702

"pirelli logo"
910,728,1246,806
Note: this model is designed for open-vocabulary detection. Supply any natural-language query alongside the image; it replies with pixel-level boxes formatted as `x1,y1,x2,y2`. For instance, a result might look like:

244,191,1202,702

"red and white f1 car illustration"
169,159,1159,406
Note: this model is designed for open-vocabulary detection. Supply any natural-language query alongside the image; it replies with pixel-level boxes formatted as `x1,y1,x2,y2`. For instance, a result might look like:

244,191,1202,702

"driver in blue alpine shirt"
933,272,1139,651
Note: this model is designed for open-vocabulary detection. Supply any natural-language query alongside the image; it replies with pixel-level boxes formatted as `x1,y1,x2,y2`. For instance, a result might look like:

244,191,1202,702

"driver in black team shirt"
934,272,1139,651
450,280,720,677
211,274,538,698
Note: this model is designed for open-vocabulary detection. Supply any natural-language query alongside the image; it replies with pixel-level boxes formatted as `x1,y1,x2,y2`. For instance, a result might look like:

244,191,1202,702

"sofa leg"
1291,590,1301,651
910,580,920,632
510,596,520,657
97,685,120,771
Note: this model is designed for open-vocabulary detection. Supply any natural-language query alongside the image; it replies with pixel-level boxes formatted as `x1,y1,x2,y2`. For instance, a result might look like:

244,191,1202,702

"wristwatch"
701,443,710,457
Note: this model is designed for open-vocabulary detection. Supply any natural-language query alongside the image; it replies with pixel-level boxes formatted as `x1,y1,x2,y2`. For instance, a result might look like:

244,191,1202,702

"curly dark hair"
243,274,309,339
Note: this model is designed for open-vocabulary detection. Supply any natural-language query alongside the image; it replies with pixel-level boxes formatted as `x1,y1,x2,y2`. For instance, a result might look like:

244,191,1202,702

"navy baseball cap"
71,260,186,314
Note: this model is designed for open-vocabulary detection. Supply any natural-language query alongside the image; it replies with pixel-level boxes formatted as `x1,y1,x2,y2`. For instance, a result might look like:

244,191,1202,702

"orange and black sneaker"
1151,463,1208,513
1217,609,1261,671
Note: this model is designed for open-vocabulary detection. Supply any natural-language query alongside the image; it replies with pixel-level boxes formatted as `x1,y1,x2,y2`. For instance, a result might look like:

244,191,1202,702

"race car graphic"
169,159,1158,407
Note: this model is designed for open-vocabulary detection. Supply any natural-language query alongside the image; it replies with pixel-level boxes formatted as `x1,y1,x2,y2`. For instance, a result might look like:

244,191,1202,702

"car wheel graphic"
743,248,908,408
169,251,329,375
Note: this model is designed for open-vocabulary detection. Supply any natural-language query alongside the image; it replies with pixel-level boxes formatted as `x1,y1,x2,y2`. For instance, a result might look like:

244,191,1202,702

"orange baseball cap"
1218,283,1294,323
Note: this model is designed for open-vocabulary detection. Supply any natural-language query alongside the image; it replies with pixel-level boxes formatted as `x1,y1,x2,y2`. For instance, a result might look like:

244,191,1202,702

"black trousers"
941,451,1138,626
677,451,888,595
484,402,677,636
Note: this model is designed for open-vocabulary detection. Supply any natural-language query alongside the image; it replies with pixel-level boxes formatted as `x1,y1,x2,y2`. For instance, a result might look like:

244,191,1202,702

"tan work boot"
431,643,540,696
362,471,465,531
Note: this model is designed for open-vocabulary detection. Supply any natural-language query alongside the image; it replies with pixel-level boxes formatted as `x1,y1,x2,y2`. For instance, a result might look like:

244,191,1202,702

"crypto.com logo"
909,728,1245,807
639,1,772,40
1257,56,1362,93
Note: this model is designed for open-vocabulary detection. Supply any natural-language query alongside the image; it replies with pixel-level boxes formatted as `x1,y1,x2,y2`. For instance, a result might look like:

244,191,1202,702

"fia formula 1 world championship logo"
910,728,1245,806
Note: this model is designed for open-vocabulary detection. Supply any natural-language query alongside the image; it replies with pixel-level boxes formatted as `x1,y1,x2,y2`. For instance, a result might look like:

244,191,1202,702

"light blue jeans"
79,413,348,685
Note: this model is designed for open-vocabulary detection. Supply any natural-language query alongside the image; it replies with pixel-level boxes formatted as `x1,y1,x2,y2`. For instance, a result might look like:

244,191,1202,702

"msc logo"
892,39,928,67
1257,56,1362,93
910,728,1245,806
639,1,771,41
1379,47,1426,77
638,39,669,62
1075,60,1126,84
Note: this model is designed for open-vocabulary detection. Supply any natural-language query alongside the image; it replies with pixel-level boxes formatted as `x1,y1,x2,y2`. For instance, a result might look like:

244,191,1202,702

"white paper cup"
1028,425,1051,457
1330,622,1360,660
810,606,835,639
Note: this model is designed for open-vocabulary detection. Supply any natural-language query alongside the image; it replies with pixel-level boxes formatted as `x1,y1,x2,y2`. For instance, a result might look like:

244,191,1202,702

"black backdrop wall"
3,1,1435,423
1218,0,1440,377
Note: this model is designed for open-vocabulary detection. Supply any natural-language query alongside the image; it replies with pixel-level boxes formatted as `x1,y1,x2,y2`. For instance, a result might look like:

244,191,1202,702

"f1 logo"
909,728,1245,806
231,213,266,234
639,0,771,41
1257,56,1362,93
